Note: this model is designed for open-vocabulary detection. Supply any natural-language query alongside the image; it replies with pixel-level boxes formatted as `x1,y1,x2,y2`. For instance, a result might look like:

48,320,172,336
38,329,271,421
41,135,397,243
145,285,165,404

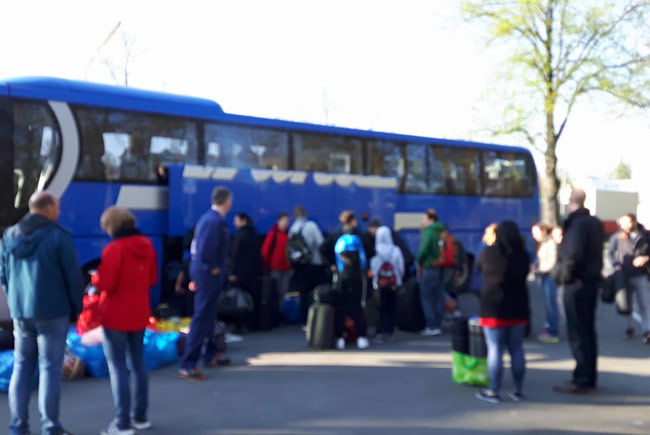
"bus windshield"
0,98,62,230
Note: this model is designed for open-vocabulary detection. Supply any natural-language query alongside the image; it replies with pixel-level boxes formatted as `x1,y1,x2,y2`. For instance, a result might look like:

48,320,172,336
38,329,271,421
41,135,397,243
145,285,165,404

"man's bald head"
568,188,587,212
28,192,60,221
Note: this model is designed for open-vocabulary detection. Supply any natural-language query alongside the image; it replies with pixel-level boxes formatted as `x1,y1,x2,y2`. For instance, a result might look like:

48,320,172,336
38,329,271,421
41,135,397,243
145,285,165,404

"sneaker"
507,391,523,402
205,356,231,368
625,328,635,340
475,389,500,404
642,332,650,344
100,422,135,435
336,338,346,350
421,328,442,336
357,337,370,349
131,418,152,430
178,368,206,381
537,331,560,344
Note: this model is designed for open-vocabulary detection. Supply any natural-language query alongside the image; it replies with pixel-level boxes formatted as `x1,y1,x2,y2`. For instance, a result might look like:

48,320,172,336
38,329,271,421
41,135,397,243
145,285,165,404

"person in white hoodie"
371,226,405,342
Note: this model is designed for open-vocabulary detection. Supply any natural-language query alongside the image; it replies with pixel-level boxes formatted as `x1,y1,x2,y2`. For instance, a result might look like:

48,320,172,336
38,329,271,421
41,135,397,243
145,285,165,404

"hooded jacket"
261,224,291,271
370,226,405,287
93,229,158,331
0,213,83,319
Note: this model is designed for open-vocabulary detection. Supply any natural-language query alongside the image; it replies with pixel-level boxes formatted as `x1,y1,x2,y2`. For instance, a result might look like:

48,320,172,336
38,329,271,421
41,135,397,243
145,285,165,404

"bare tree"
102,30,138,86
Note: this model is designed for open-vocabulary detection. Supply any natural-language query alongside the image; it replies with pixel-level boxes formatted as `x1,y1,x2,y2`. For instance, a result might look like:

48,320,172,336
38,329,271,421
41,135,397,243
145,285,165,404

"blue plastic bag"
0,350,39,393
143,330,180,371
66,329,109,378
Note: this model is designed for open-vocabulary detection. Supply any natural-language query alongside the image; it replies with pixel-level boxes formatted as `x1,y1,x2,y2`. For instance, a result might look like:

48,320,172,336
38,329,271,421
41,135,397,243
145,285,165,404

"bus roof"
0,76,531,154
0,76,223,120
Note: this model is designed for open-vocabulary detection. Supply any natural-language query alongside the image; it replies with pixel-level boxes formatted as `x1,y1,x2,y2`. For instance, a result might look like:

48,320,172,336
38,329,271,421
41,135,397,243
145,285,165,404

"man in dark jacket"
179,186,232,381
0,192,83,435
552,188,605,394
228,213,264,330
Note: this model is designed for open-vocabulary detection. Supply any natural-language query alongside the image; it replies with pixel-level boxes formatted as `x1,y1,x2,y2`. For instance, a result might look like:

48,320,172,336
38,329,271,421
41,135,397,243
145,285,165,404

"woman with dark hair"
475,220,530,403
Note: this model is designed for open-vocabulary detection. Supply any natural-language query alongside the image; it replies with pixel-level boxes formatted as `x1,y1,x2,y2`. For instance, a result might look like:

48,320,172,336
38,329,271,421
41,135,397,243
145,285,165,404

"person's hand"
175,284,185,295
614,264,623,271
367,270,373,279
633,256,649,268
228,274,237,282
188,281,196,292
330,265,337,272
210,267,221,276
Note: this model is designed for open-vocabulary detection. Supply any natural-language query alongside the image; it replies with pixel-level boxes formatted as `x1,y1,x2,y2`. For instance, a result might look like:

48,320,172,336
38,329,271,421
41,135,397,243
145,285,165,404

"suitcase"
306,302,336,350
451,316,470,354
396,278,426,332
258,277,280,331
314,283,336,304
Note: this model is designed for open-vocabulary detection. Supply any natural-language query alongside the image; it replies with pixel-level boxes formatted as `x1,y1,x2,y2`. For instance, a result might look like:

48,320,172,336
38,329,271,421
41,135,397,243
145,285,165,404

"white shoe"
131,418,152,430
336,338,346,350
100,422,135,435
357,337,370,349
421,328,443,336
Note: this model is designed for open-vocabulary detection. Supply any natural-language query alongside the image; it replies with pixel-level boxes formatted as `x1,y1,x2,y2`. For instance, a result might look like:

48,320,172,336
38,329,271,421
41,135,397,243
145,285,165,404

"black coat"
606,224,650,277
477,245,530,320
553,208,605,287
228,224,264,287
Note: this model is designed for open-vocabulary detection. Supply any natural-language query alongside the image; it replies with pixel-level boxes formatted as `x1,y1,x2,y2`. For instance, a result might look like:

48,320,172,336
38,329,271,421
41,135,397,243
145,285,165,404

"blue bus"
0,77,539,317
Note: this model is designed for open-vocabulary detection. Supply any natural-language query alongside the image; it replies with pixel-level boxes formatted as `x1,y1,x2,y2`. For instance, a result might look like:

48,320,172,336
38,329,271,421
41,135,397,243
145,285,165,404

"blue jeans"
419,268,451,329
541,275,559,336
102,328,148,427
483,324,526,395
9,316,69,435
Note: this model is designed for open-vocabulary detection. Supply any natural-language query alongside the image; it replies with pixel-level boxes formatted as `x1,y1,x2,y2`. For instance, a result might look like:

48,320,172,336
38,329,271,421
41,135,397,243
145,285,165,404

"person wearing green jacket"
416,209,452,336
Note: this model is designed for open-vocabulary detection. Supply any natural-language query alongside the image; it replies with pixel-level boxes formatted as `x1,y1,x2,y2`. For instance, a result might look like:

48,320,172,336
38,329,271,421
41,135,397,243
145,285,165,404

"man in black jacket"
552,188,605,394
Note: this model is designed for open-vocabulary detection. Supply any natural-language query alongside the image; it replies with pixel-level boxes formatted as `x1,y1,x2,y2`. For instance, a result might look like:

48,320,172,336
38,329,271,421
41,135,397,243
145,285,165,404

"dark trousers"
378,287,397,335
181,270,222,370
564,282,598,387
292,264,327,322
334,278,367,338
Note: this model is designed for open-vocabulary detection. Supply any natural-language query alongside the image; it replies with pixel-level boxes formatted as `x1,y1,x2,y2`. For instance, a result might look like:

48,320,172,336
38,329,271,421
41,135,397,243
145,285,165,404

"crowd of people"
2,185,650,433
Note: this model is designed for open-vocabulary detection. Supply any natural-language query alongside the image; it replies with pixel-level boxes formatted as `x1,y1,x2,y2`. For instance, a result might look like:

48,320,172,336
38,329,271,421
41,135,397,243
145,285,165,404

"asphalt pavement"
1,284,649,435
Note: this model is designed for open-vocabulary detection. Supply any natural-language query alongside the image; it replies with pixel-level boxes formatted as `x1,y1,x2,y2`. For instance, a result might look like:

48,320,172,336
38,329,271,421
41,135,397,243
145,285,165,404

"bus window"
367,139,405,190
483,150,535,197
74,107,199,183
12,101,61,211
430,145,481,195
293,133,362,174
205,123,287,170
404,143,427,194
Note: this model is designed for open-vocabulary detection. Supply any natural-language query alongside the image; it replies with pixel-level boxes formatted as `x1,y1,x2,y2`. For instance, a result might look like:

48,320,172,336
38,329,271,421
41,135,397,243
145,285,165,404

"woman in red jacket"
93,206,157,435
261,213,293,310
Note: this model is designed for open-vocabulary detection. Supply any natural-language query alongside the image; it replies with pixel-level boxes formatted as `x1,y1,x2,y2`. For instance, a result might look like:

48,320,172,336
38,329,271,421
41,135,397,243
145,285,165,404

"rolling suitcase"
306,302,336,350
396,278,426,332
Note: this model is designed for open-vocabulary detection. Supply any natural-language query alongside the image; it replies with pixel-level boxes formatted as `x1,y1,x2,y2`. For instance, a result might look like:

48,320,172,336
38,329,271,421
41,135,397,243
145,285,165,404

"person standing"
370,226,405,342
288,206,326,322
475,221,530,403
334,226,370,350
363,218,414,279
228,213,264,330
416,209,451,336
93,207,157,435
261,213,293,310
179,186,232,381
0,192,83,435
606,213,650,343
552,188,604,394
531,223,560,343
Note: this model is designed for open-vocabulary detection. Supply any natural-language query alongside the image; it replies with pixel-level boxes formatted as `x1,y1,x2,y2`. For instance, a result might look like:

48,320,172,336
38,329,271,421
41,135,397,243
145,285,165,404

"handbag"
217,287,254,320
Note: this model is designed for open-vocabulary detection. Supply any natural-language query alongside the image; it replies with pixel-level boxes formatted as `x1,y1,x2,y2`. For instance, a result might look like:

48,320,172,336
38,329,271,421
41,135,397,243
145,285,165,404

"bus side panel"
60,182,168,237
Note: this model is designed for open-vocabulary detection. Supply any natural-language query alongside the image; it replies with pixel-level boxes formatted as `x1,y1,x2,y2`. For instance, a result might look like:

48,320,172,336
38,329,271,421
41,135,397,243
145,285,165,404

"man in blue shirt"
179,187,232,381
1,192,82,435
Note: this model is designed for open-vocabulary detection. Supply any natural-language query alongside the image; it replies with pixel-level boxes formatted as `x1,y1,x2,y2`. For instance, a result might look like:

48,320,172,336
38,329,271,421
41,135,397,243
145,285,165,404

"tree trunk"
542,115,561,226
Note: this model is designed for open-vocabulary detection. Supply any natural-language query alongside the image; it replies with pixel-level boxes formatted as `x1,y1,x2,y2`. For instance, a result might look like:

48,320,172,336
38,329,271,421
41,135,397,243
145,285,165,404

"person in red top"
261,213,293,310
92,206,157,435
475,220,530,404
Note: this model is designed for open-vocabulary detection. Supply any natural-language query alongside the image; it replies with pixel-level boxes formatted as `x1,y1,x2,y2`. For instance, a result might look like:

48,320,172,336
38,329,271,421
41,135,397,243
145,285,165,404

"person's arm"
59,232,83,317
196,217,220,270
149,244,158,288
416,228,433,264
606,234,620,270
0,238,8,295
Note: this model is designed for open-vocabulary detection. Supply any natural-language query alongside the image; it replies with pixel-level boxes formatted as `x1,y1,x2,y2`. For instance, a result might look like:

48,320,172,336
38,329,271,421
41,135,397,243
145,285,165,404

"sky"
2,0,649,183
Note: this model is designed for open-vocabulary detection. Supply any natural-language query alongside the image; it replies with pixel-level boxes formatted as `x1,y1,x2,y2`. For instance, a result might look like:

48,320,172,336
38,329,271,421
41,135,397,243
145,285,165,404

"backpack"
286,222,312,266
376,248,398,289
433,230,463,269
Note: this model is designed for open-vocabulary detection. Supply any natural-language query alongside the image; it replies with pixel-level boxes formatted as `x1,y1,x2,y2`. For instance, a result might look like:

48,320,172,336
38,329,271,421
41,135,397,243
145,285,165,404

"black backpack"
286,222,312,266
